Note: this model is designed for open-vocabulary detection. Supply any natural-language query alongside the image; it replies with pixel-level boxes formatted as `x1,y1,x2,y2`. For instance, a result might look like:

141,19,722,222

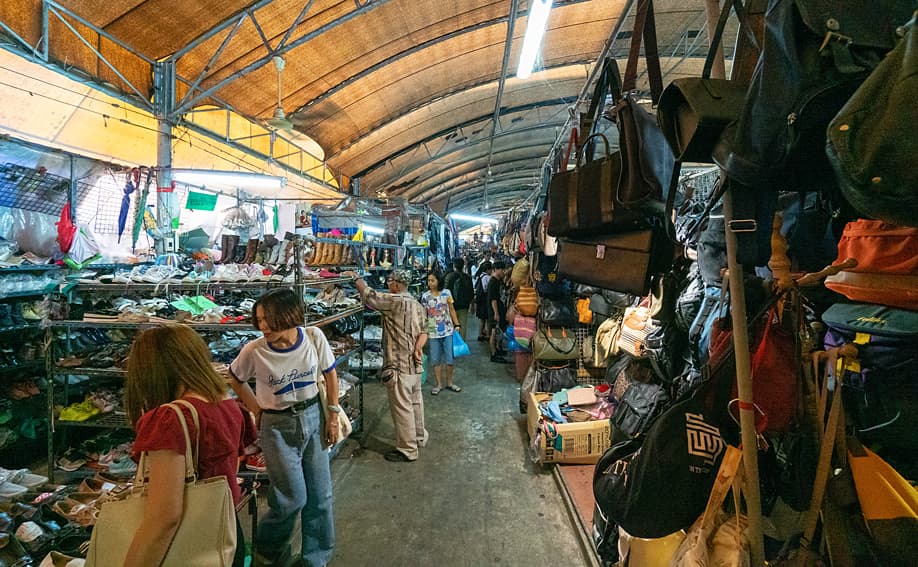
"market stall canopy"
0,0,738,214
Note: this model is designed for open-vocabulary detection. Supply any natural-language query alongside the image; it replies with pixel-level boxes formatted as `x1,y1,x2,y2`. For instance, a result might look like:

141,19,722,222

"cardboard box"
527,392,612,464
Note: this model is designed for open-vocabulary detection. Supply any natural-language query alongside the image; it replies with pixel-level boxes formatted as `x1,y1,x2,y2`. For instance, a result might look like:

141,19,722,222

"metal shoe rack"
0,264,60,466
45,276,367,482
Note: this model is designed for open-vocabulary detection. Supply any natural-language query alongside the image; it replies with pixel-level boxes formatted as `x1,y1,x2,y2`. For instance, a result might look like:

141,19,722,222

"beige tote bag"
86,400,236,567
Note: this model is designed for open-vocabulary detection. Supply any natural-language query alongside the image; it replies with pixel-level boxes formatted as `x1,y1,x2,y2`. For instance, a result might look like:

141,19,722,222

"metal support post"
154,60,177,255
723,189,765,565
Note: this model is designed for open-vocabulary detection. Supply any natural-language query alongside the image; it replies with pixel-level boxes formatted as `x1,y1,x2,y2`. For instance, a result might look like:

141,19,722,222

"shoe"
430,387,441,396
383,450,413,463
490,355,508,363
445,384,462,392
245,453,267,472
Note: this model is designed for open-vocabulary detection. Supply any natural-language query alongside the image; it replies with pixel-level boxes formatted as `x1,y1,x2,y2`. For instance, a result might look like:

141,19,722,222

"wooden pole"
704,0,727,79
722,190,766,565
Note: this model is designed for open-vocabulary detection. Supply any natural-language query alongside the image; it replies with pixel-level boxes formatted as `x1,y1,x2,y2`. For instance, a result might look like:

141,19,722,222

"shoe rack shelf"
0,264,60,272
0,360,44,379
0,322,42,333
69,276,355,293
47,305,364,331
57,412,128,429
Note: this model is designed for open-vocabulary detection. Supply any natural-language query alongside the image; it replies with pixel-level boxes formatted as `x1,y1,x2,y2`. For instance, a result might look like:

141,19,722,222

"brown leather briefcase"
557,229,673,296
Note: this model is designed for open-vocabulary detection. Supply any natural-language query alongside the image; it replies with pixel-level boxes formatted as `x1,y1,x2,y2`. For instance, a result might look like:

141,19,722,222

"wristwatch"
326,404,343,414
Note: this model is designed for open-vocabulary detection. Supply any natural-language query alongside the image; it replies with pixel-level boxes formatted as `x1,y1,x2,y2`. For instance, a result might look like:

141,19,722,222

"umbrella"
117,168,139,243
132,168,153,253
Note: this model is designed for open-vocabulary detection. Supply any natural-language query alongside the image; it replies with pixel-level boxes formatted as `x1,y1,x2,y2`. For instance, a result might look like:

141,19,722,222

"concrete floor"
327,324,590,566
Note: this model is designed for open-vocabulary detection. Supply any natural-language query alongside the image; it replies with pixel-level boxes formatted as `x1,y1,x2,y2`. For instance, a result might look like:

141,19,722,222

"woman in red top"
123,325,255,567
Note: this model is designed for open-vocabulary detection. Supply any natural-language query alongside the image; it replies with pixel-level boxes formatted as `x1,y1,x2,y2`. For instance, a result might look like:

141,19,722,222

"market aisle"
329,321,590,566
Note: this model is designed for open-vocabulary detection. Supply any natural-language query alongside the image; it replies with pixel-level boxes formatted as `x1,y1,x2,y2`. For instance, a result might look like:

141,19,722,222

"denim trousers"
258,403,334,567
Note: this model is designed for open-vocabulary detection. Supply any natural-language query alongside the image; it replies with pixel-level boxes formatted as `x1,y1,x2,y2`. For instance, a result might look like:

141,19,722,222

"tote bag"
86,400,236,567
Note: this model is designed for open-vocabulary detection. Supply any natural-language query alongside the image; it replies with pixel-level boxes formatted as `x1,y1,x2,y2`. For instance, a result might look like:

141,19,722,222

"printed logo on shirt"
269,366,317,396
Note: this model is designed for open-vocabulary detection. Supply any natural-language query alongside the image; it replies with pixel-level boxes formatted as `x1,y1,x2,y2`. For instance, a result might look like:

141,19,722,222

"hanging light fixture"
450,213,500,224
516,0,554,79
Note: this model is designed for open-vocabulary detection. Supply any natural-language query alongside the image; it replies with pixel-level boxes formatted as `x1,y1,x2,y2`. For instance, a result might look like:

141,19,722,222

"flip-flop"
431,387,441,396
446,384,462,392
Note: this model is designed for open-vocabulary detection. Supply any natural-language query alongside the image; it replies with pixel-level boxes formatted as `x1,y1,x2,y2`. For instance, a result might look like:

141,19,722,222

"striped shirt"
361,288,426,375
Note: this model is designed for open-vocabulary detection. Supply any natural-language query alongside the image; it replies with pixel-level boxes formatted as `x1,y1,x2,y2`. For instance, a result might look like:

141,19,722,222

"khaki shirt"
361,288,426,375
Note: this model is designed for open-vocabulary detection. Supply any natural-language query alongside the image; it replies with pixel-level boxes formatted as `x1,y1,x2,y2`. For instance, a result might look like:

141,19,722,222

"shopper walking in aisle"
343,269,429,462
422,271,463,396
444,258,474,339
123,325,255,567
229,288,340,567
488,261,510,363
473,260,493,341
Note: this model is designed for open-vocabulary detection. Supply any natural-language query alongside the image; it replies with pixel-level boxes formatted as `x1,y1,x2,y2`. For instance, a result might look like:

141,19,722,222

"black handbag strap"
703,0,760,78
622,0,664,104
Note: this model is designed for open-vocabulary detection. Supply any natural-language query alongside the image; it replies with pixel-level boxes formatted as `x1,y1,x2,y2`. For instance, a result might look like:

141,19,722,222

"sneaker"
245,453,267,472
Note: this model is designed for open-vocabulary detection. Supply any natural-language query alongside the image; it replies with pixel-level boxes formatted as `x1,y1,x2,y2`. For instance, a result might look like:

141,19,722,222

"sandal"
430,387,441,396
446,384,462,392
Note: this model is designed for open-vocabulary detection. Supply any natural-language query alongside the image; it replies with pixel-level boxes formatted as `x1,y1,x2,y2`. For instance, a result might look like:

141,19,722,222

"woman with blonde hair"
123,324,254,567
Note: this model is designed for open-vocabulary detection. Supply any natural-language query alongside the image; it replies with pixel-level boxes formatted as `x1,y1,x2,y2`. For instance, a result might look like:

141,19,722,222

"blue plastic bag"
452,332,471,358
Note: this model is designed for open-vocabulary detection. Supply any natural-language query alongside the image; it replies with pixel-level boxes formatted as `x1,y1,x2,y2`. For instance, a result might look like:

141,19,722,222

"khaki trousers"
384,370,428,460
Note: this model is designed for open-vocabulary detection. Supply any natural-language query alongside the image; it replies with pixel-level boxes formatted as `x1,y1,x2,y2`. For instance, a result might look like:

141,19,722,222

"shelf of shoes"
71,276,355,292
48,304,366,331
313,237,401,250
57,411,129,429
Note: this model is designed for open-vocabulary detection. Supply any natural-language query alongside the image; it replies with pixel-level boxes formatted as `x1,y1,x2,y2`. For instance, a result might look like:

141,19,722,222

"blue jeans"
258,403,334,567
429,334,454,366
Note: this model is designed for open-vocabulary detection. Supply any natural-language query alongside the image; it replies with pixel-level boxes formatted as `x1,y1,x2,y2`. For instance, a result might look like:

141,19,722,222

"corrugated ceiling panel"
0,0,42,47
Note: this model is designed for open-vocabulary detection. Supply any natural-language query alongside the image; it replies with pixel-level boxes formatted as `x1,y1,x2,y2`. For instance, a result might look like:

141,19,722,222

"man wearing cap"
342,269,428,462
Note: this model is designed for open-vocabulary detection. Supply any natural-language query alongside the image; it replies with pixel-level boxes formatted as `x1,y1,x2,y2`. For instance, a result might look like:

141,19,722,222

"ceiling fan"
266,55,294,131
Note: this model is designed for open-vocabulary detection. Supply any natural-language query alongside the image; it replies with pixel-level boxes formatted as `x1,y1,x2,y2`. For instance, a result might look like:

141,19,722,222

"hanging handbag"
606,0,675,219
671,446,749,567
594,315,624,367
824,219,918,310
577,298,593,325
826,11,917,228
513,314,536,349
656,0,753,163
515,285,540,317
616,306,658,358
538,297,577,328
86,401,236,567
532,327,578,361
594,384,728,539
536,365,578,393
558,228,673,296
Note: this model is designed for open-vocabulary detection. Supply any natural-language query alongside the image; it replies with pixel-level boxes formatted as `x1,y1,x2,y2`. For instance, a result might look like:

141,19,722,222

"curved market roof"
0,0,736,214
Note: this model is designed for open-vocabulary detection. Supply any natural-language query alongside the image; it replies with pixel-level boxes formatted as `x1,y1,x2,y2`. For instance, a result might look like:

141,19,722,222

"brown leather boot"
242,238,259,264
219,235,239,264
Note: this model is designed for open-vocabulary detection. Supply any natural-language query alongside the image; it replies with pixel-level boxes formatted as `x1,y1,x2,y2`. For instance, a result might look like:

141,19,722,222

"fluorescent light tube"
450,213,499,224
361,223,386,235
516,0,554,79
171,169,287,190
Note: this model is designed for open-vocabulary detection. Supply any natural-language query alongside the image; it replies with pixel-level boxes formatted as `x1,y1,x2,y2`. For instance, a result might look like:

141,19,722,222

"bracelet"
326,404,343,414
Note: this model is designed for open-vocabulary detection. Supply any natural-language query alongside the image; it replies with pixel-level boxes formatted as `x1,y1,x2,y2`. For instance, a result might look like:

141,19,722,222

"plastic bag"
452,332,470,358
